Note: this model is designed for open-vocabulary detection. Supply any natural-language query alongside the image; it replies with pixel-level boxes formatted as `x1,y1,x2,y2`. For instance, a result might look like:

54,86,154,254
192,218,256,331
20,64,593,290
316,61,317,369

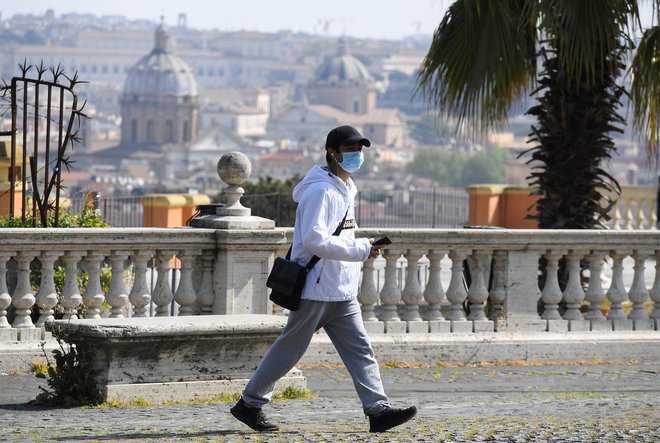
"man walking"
230,125,417,433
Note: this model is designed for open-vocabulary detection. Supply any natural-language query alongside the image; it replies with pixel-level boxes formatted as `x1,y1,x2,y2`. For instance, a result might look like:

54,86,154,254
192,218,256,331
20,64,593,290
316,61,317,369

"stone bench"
48,315,306,403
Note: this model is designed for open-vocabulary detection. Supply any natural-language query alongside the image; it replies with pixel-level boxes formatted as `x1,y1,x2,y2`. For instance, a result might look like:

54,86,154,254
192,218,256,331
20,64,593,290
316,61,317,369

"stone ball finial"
217,151,251,186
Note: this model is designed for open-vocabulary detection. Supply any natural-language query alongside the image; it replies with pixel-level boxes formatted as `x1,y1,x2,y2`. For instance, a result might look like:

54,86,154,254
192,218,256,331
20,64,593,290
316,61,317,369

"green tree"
409,115,453,145
417,0,660,228
407,148,508,186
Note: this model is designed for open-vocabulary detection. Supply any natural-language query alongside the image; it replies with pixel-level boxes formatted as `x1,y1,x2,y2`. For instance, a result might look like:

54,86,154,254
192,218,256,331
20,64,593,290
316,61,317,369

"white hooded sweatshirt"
291,164,371,302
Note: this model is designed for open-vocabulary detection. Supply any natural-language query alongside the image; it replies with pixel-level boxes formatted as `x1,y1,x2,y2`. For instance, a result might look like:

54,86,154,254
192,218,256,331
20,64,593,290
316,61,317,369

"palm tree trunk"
524,41,625,229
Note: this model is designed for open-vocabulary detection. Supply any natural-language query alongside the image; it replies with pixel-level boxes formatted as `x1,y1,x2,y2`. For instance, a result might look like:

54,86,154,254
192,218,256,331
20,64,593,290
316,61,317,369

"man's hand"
368,238,381,259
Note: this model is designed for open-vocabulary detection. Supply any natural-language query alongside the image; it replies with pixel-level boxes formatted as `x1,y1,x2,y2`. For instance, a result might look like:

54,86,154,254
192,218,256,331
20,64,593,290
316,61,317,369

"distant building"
120,22,201,148
268,39,406,149
305,39,377,115
82,22,202,183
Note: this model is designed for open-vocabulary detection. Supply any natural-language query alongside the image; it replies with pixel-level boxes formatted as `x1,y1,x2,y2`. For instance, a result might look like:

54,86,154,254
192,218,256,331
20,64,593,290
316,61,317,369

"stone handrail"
0,228,658,342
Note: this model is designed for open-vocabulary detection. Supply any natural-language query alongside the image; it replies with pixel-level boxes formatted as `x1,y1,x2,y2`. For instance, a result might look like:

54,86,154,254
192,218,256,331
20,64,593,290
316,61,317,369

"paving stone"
2,362,659,442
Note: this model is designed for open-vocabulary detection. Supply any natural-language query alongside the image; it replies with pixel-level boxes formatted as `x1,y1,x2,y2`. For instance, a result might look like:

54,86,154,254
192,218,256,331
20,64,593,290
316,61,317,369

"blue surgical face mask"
338,151,364,173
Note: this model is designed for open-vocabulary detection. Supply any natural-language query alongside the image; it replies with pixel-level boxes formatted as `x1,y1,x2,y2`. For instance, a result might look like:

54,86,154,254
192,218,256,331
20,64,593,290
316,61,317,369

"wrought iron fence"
243,187,469,228
356,187,468,228
0,62,87,226
68,193,143,227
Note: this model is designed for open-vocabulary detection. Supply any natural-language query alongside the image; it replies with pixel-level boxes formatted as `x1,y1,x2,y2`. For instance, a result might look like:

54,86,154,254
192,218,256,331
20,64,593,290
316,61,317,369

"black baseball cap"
325,125,371,149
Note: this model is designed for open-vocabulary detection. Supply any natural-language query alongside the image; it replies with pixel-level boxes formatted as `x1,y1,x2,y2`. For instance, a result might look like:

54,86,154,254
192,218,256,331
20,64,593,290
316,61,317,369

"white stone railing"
606,186,657,230
1,228,659,342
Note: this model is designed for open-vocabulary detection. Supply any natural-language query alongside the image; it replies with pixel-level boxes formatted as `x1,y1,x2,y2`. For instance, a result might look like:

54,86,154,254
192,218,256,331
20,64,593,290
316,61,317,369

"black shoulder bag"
267,209,349,311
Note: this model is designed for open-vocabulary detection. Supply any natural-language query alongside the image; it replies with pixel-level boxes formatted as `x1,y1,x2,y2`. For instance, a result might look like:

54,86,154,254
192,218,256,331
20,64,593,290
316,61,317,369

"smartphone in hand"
372,236,391,246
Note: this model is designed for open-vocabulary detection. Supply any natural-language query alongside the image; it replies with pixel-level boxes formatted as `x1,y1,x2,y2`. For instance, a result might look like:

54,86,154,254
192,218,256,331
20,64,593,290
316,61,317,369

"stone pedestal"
49,315,306,403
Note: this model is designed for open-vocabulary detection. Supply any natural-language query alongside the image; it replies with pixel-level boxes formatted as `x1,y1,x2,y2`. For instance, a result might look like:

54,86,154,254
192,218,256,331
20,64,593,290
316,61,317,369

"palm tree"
417,0,660,228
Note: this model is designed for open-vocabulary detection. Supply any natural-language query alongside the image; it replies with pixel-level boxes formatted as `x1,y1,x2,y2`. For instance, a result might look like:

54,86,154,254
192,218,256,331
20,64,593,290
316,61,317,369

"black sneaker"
369,406,417,432
230,398,279,432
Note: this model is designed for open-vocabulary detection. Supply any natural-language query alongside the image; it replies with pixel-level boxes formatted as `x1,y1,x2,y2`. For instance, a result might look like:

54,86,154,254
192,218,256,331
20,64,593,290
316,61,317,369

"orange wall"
467,185,539,229
141,193,212,228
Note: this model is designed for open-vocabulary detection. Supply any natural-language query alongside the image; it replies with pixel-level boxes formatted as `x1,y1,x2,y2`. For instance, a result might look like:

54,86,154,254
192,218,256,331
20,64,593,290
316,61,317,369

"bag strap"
285,208,350,271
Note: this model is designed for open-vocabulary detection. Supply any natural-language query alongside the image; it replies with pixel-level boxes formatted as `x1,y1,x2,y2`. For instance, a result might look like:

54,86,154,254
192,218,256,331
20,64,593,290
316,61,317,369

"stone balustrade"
606,186,658,230
1,228,659,343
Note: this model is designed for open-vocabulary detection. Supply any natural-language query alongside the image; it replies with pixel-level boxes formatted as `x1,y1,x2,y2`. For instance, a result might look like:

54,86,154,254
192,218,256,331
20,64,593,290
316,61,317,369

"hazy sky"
0,0,451,40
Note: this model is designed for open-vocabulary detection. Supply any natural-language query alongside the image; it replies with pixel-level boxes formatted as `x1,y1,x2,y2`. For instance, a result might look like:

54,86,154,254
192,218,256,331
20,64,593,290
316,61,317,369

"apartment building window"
147,120,155,142
130,119,138,142
165,120,174,142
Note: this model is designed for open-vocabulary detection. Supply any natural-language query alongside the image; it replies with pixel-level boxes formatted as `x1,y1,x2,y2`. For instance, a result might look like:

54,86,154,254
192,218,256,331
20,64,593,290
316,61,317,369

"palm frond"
537,0,637,84
630,24,660,166
416,0,537,137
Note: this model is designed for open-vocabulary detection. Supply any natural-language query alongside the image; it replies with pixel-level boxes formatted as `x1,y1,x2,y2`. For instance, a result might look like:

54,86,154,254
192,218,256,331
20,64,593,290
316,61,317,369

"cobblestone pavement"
1,362,659,442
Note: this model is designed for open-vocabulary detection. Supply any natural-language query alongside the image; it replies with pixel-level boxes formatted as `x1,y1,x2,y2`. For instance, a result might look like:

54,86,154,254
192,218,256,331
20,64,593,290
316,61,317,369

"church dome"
123,23,198,98
311,39,372,85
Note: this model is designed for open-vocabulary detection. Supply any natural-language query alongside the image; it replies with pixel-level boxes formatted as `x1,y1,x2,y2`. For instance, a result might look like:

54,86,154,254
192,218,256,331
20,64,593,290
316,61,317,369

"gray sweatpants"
241,298,390,415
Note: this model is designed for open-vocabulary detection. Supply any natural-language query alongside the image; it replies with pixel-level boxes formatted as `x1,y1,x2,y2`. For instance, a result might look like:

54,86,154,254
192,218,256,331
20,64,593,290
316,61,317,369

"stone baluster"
152,251,175,317
82,252,106,319
584,251,606,320
610,201,622,230
379,249,402,322
561,251,586,321
358,258,379,322
606,251,628,319
650,251,660,321
0,253,12,329
423,250,445,321
636,199,648,229
446,249,469,321
106,251,129,318
11,252,36,328
488,251,507,321
196,251,215,315
467,250,489,321
540,251,564,320
650,203,658,230
624,199,634,230
628,250,650,320
175,252,198,315
401,250,424,321
35,251,60,326
60,251,84,320
128,251,152,317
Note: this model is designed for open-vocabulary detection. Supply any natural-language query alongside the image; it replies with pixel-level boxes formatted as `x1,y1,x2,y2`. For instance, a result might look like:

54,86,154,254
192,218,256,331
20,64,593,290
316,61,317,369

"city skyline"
1,0,451,40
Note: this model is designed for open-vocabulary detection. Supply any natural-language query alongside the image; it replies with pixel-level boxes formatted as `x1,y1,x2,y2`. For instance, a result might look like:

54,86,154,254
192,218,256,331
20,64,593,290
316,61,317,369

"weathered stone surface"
568,319,590,332
451,321,472,333
406,321,428,333
384,321,406,334
429,320,451,333
189,214,275,229
16,328,41,341
547,319,568,332
48,315,306,401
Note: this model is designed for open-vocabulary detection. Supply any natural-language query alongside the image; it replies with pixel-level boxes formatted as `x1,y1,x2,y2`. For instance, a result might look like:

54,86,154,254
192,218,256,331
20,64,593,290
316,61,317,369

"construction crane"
317,17,354,35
